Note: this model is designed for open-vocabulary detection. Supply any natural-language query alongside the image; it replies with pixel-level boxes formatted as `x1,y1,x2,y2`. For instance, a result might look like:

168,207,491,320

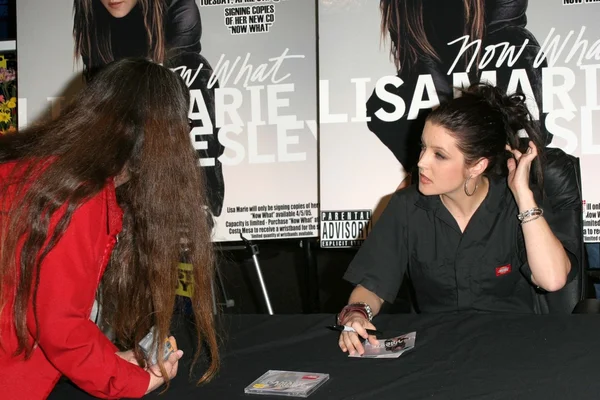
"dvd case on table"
244,370,330,397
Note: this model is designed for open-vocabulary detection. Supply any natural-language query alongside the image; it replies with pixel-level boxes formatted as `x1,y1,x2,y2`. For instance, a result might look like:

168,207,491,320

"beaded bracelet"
337,302,373,325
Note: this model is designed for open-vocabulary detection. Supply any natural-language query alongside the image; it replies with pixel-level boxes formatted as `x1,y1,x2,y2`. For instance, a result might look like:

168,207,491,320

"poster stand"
301,238,320,313
215,235,321,315
215,234,274,315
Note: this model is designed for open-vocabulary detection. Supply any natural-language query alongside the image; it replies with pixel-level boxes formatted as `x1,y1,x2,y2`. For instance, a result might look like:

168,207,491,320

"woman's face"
417,121,469,196
99,0,139,18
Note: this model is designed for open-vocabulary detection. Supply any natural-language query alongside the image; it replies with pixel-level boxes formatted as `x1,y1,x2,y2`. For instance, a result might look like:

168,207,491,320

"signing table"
50,313,600,400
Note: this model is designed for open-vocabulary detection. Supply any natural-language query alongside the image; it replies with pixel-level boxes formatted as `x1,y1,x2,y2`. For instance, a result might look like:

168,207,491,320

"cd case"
349,331,416,358
244,370,330,397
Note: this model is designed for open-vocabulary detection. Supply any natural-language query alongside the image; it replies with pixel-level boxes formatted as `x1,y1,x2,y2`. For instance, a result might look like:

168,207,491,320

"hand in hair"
506,140,538,203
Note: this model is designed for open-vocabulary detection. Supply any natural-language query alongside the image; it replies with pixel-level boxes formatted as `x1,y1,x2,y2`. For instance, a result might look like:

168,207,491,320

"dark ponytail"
427,82,545,188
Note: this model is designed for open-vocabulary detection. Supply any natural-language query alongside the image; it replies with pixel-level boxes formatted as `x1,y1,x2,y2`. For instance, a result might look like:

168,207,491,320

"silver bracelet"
521,215,542,225
517,207,543,222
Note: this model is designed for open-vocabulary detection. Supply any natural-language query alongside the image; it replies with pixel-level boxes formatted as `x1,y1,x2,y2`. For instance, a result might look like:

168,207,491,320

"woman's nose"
417,150,427,169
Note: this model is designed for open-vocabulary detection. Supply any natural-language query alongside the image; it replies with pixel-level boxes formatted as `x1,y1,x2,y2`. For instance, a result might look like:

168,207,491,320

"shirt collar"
414,176,509,212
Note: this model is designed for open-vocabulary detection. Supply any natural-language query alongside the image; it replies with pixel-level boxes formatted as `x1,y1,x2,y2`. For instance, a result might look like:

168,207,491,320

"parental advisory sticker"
320,210,372,248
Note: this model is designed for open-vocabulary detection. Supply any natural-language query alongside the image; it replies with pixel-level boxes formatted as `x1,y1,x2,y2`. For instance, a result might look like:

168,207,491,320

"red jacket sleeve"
26,189,150,399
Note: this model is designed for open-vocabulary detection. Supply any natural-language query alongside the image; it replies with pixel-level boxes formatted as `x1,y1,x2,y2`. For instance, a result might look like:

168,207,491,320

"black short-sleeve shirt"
344,177,579,314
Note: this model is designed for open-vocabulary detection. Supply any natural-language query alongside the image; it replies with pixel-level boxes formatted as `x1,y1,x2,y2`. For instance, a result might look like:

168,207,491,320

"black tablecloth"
50,313,600,399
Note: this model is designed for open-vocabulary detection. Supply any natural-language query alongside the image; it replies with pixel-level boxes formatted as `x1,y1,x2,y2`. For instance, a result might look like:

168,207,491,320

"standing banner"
17,0,318,242
319,0,600,247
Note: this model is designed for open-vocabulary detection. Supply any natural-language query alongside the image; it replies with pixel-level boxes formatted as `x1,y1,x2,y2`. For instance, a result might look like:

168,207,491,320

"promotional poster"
319,0,600,246
16,0,318,242
0,52,15,134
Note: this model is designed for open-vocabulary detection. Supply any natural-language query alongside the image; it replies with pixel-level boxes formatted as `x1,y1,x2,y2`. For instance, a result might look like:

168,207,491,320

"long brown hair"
380,0,485,72
0,58,219,385
73,0,166,78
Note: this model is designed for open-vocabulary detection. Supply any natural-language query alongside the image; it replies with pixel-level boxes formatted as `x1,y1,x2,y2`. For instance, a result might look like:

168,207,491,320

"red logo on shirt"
302,375,319,380
495,264,512,277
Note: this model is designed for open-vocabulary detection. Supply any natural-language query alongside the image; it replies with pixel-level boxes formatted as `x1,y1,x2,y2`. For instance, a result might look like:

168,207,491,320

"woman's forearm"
347,285,385,317
518,192,571,291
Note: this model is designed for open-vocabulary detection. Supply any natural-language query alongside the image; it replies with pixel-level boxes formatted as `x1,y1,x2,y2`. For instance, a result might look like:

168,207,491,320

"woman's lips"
419,173,432,184
108,2,124,9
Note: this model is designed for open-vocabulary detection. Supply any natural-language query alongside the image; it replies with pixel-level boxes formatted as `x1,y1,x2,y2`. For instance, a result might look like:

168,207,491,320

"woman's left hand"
506,140,537,201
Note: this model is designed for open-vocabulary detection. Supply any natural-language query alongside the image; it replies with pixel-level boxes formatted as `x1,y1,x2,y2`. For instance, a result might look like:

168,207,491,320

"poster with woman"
17,0,318,242
319,0,600,247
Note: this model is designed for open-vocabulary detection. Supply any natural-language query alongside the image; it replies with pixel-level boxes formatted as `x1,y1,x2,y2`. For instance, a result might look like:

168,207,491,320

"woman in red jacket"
0,58,219,398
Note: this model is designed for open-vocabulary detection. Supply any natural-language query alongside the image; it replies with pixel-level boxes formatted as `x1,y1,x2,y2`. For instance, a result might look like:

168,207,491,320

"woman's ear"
468,157,488,178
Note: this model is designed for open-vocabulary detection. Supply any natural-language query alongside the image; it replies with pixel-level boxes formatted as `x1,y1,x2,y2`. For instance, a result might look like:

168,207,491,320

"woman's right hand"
145,336,184,394
338,313,379,356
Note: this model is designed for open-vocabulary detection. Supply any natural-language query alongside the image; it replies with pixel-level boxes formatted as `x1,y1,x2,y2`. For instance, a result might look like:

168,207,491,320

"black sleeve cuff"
565,249,579,283
519,248,579,289
343,269,399,305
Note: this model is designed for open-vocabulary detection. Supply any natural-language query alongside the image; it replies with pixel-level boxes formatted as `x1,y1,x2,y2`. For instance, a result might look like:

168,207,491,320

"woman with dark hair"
73,0,226,217
0,58,219,398
74,0,200,79
338,84,578,356
369,0,549,183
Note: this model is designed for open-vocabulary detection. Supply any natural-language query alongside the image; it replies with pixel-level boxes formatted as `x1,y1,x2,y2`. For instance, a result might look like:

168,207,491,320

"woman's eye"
435,152,446,160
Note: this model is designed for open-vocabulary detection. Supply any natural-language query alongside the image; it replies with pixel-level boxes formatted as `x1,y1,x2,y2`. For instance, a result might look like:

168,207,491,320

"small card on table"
349,331,416,358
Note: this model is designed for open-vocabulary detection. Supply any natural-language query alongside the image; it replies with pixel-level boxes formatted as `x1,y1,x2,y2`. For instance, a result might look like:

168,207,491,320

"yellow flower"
7,98,16,109
0,112,11,123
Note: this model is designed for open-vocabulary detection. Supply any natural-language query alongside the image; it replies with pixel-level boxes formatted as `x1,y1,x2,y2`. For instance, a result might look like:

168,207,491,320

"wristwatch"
337,302,373,325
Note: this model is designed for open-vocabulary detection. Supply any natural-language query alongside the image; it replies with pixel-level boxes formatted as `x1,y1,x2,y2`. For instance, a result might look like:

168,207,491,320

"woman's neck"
440,176,490,220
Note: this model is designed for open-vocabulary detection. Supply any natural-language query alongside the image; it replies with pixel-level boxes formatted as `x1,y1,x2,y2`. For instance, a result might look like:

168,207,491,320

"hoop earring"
464,175,478,197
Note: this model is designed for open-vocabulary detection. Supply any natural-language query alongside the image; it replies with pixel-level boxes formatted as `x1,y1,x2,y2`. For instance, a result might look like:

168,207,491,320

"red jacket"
0,162,149,399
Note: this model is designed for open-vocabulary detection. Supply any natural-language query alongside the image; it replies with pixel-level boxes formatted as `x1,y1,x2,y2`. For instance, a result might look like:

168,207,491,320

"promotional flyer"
16,0,318,242
319,0,600,246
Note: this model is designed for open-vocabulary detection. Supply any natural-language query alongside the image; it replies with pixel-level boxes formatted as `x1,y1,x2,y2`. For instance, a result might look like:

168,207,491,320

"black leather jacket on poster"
82,0,225,216
366,0,550,172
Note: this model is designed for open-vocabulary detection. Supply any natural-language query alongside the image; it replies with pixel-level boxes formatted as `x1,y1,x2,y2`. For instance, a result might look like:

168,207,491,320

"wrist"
337,302,373,325
513,189,536,211
146,372,163,395
517,206,544,224
339,311,368,325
